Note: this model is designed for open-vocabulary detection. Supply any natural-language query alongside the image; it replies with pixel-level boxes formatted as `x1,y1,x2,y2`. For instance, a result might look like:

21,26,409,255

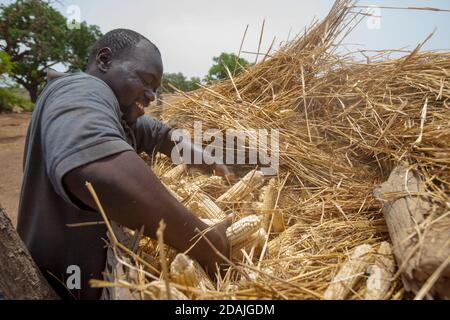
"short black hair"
86,28,160,67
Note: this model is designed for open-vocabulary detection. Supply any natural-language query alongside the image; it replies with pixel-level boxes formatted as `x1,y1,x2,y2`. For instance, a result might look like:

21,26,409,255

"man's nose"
144,89,156,102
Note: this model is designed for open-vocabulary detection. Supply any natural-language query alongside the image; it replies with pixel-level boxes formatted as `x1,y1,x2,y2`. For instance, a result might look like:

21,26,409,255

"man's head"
86,29,163,125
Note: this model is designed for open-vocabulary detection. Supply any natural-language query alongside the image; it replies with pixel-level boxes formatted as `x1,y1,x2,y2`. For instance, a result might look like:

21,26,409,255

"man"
17,29,233,300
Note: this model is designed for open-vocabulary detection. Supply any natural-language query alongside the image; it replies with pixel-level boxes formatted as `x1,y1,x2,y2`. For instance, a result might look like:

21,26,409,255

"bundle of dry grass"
90,0,449,299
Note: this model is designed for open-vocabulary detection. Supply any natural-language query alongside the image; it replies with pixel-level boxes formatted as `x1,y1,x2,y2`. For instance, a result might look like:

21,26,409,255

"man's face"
103,40,163,125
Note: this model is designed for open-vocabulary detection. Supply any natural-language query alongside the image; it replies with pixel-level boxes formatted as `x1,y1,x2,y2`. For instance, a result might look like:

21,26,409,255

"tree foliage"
161,72,201,93
0,50,12,74
67,22,103,72
205,52,249,82
0,49,31,112
160,53,250,93
0,0,102,102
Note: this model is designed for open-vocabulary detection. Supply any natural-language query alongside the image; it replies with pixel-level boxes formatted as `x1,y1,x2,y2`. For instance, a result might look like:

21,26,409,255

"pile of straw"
92,0,449,299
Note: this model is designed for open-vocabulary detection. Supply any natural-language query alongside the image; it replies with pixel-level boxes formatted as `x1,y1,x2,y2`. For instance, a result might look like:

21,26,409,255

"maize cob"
226,215,263,246
190,175,225,189
266,223,304,257
231,227,267,260
170,253,214,291
186,185,227,220
180,183,227,219
144,280,188,300
259,178,285,233
324,244,373,300
200,218,221,226
374,242,395,273
364,242,395,300
246,266,275,282
161,164,187,183
217,170,264,205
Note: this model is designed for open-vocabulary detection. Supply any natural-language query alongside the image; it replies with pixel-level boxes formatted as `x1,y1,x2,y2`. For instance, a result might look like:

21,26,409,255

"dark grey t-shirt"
17,72,171,300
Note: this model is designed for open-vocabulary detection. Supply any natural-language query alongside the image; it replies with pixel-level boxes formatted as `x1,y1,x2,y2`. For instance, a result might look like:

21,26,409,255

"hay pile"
92,0,449,299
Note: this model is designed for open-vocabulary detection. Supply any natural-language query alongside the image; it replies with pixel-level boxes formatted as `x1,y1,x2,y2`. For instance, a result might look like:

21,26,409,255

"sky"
2,0,450,77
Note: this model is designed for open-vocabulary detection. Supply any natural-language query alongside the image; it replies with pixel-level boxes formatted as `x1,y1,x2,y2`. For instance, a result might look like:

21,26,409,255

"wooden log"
0,207,59,300
373,166,450,299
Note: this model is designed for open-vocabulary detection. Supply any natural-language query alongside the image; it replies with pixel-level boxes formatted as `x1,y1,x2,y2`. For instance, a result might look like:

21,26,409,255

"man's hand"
213,164,237,184
161,130,237,183
190,217,232,278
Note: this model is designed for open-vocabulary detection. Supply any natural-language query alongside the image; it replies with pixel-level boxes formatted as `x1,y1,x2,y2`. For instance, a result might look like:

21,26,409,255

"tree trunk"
374,166,450,299
0,207,59,300
27,82,38,103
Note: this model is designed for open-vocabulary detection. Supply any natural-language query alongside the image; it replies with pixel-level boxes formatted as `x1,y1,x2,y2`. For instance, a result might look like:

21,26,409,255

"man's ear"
96,47,113,72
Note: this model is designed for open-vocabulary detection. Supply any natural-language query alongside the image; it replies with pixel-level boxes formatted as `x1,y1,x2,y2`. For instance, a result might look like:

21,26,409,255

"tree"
161,73,202,93
0,49,32,112
66,22,102,72
161,72,187,93
186,76,201,91
0,50,12,75
205,52,249,82
0,0,102,102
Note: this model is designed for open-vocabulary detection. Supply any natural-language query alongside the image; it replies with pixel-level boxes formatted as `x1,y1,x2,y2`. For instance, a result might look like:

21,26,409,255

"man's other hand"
213,164,237,184
191,216,232,279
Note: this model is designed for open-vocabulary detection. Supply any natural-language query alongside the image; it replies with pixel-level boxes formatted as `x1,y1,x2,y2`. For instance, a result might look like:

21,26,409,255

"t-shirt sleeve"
40,76,134,207
133,115,172,156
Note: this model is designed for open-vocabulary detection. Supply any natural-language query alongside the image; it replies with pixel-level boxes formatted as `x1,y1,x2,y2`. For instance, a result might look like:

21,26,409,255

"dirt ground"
0,112,30,227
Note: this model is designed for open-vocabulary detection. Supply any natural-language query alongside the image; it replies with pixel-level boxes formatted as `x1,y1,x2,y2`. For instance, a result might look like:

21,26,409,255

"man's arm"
159,129,236,182
63,150,229,274
133,116,236,182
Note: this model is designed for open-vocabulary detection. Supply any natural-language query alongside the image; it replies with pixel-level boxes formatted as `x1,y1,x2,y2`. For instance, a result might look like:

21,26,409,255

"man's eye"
138,75,151,87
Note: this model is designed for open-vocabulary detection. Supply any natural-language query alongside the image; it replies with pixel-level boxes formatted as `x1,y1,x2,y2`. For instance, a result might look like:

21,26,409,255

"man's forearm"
160,129,219,172
63,151,208,253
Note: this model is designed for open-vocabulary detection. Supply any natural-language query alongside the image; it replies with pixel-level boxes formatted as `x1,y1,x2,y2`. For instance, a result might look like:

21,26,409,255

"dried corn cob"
231,227,267,260
374,242,395,274
144,280,188,300
170,253,214,291
181,185,227,220
246,266,275,281
324,244,373,300
186,185,227,220
267,223,303,256
226,215,263,246
200,218,221,226
364,242,395,300
259,178,285,233
164,179,226,220
161,164,187,183
217,170,264,205
190,175,225,189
